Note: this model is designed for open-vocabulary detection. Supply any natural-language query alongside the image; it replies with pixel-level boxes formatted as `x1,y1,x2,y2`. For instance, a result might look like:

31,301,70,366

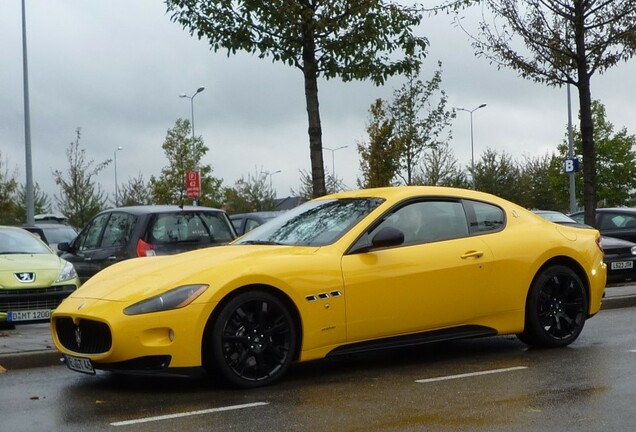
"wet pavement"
1,284,636,372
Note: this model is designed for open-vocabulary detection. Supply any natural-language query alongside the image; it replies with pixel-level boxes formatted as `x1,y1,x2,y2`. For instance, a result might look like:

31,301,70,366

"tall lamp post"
266,170,281,190
21,0,34,224
323,146,348,179
456,104,487,189
114,146,123,207
179,86,205,205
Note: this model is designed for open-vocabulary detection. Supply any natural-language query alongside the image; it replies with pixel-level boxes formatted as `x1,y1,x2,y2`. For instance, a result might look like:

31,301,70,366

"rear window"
147,212,234,245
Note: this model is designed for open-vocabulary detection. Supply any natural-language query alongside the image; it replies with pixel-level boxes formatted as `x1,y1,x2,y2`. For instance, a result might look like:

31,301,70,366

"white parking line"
415,366,528,384
111,402,269,426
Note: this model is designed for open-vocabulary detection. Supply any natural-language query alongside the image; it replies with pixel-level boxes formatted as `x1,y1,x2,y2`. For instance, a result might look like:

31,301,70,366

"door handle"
107,256,117,261
461,250,484,259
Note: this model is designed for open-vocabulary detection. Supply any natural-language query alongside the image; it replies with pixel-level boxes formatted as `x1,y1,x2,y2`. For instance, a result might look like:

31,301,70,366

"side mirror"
348,226,405,254
57,242,71,252
371,226,405,248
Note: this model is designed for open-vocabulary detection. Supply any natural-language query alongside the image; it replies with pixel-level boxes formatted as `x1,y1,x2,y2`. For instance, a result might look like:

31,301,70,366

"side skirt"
326,325,497,358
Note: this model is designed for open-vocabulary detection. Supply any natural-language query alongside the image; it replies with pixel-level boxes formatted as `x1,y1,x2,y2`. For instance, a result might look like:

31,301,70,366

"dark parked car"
534,210,636,284
230,211,284,235
569,208,636,243
22,223,78,254
59,205,236,283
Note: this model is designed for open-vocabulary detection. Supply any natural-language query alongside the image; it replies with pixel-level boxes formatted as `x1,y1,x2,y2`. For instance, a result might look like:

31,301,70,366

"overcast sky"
2,1,635,209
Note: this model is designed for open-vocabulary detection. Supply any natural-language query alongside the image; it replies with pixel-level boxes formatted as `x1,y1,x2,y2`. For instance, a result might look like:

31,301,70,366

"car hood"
0,253,66,288
69,244,320,302
601,235,636,249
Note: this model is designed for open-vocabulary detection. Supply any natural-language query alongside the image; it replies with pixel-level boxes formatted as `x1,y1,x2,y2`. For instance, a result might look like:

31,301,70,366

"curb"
0,350,62,371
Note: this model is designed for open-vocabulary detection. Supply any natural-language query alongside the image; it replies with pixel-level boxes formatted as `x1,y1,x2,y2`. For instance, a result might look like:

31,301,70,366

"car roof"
97,205,225,216
230,211,285,219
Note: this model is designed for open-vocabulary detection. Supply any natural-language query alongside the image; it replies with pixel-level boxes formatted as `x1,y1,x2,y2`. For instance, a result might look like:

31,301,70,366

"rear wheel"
207,291,296,388
518,265,588,347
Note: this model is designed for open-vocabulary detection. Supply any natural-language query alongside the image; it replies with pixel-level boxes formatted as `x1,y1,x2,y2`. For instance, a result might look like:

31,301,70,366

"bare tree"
457,0,636,225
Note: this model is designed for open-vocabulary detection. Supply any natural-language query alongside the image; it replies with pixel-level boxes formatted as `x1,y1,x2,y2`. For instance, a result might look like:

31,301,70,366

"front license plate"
64,355,95,375
611,261,634,270
7,309,51,322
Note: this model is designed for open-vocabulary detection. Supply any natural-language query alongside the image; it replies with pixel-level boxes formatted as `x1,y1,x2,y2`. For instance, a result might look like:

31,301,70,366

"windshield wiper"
239,240,284,246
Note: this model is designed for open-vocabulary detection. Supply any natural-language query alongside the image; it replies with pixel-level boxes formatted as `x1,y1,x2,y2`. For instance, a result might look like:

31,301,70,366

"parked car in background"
0,226,80,327
52,187,605,388
22,223,78,254
534,210,636,284
569,208,636,243
59,205,236,283
229,211,285,235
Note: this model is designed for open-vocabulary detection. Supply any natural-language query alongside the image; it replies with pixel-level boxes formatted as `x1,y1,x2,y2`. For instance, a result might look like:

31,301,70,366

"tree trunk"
302,25,326,198
574,4,597,227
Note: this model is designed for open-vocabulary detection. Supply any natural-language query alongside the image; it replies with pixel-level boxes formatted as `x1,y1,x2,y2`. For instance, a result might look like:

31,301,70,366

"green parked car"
0,226,80,326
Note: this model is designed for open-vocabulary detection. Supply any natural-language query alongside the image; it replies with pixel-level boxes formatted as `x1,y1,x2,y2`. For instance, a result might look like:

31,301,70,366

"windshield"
0,229,53,254
235,198,384,246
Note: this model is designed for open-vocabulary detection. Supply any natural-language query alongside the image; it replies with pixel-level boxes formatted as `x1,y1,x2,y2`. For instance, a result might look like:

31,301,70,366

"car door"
62,213,110,283
63,212,135,283
341,199,494,342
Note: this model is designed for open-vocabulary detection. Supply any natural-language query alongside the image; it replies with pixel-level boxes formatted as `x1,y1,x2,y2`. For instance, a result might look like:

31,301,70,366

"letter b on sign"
564,158,579,173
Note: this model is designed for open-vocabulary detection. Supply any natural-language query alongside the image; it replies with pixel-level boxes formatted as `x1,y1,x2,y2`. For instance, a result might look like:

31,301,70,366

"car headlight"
631,246,636,256
124,284,208,315
56,261,78,283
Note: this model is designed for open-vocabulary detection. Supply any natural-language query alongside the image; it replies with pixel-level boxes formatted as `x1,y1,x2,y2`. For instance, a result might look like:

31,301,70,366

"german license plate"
7,309,51,322
611,261,634,270
64,355,95,375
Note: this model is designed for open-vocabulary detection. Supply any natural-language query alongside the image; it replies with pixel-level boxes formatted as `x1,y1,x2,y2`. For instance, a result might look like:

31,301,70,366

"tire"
518,265,588,348
207,291,296,388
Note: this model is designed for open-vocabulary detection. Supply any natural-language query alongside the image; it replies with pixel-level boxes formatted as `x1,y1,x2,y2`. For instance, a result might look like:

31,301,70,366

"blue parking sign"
564,158,580,173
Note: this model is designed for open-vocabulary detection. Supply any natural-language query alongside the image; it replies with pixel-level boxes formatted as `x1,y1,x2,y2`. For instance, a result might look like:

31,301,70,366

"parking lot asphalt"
2,284,636,373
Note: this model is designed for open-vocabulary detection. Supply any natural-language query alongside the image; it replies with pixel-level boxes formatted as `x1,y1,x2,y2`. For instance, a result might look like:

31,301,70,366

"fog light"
169,329,175,342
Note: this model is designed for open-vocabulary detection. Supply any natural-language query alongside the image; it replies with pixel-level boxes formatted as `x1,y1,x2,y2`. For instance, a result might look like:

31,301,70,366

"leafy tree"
15,183,52,222
0,151,19,224
223,168,277,214
166,0,427,198
357,99,401,188
390,62,455,185
517,153,566,211
473,148,520,202
549,100,636,208
53,128,110,228
459,0,636,225
118,173,153,206
415,142,469,188
150,118,224,207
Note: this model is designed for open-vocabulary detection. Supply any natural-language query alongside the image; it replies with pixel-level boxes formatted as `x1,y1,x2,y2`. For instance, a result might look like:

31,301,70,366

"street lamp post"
114,146,123,207
179,86,205,205
456,104,487,189
266,170,281,190
323,146,348,179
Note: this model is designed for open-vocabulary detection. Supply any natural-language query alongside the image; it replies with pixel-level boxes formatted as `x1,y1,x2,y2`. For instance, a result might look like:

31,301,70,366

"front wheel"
518,265,588,348
207,291,296,388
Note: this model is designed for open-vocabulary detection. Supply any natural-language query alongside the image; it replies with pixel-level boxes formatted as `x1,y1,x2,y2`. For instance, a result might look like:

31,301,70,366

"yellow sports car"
51,187,606,387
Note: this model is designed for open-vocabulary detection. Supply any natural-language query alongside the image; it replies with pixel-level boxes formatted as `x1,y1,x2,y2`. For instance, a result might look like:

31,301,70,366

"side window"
231,218,243,233
371,200,469,245
466,201,505,234
101,213,135,248
200,213,235,243
570,213,585,224
245,218,261,233
76,213,110,251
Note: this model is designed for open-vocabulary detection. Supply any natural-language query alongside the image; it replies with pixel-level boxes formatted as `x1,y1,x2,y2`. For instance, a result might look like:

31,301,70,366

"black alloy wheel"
518,265,588,348
209,291,296,388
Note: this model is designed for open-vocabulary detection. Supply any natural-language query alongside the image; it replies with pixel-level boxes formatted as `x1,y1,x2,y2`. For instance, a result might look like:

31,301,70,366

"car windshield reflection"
235,198,384,246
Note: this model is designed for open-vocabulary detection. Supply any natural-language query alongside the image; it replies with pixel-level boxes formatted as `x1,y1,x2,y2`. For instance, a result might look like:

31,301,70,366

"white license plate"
64,355,95,375
7,309,51,322
611,261,634,270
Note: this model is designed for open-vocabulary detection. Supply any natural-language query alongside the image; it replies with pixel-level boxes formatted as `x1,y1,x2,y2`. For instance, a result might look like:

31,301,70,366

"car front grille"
54,317,112,355
0,285,76,312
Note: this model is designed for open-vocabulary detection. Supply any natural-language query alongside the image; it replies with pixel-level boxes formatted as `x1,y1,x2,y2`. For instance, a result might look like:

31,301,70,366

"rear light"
136,239,156,257
596,235,604,255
